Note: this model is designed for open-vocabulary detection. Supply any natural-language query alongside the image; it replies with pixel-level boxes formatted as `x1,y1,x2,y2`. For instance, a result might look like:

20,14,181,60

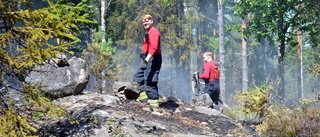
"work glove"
192,71,199,79
141,60,148,70
140,53,146,59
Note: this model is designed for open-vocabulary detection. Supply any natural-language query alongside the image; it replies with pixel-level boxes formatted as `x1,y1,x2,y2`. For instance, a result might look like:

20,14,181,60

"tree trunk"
218,0,225,102
101,0,106,42
196,0,202,71
278,40,285,102
297,26,303,99
100,0,106,93
277,11,286,103
262,38,268,81
241,14,248,92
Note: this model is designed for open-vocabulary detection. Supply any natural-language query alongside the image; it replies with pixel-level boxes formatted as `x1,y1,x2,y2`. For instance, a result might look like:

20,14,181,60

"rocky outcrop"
35,93,256,137
25,57,89,98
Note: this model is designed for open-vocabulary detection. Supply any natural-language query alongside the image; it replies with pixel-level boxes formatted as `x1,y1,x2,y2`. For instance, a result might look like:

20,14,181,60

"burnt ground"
113,99,256,136
36,94,257,137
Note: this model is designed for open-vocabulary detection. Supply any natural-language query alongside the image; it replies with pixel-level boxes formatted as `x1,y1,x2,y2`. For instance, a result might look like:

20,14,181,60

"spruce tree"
0,0,96,135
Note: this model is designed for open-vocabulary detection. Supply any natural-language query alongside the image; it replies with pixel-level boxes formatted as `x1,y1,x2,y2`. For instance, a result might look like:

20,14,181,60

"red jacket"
199,61,219,82
142,26,161,55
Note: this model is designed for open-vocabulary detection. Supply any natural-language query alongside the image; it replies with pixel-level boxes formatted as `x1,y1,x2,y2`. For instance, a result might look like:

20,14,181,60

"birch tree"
218,0,225,101
101,0,111,92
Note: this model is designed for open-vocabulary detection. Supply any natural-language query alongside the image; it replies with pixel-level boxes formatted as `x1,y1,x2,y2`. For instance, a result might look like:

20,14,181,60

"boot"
137,92,148,103
147,99,160,108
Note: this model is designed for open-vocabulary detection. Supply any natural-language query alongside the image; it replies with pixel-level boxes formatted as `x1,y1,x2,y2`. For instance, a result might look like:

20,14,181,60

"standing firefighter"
199,52,220,107
133,14,162,107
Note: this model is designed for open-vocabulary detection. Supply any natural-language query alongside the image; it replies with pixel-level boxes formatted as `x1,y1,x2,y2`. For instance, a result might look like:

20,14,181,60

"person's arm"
145,54,152,62
199,64,210,79
145,28,160,62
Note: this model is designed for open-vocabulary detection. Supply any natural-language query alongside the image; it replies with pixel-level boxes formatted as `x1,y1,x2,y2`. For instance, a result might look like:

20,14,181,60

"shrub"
233,84,271,119
256,104,299,136
256,98,320,136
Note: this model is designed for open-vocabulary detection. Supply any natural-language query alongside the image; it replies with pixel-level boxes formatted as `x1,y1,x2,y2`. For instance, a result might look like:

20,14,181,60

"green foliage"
0,0,96,70
82,31,116,93
234,84,272,119
224,107,255,121
0,83,68,136
34,111,43,121
22,83,67,119
233,0,320,100
0,0,95,136
234,87,320,136
203,35,219,53
94,29,116,53
0,96,37,136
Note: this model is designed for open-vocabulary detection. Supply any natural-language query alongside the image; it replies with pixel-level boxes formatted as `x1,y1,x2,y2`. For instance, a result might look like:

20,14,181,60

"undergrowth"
231,84,320,136
231,83,271,120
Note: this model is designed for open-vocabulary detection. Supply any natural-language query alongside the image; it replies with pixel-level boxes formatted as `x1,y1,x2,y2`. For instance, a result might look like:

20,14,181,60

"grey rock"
25,58,89,98
191,93,213,108
113,81,140,100
194,106,228,118
92,110,110,118
90,125,109,137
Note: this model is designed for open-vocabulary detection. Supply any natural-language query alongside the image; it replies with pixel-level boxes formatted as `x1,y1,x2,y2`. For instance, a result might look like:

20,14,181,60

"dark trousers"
133,54,162,99
202,80,220,105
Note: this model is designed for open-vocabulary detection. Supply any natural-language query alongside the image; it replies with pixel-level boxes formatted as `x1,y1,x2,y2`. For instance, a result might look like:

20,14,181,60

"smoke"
159,65,194,103
113,36,320,106
113,44,195,104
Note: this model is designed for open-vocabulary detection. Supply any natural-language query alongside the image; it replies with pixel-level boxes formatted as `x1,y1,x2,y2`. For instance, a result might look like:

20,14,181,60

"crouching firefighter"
199,52,220,107
133,14,162,107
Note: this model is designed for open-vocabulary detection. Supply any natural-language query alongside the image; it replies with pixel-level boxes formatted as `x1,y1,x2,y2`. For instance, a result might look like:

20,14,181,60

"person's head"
202,52,213,63
142,14,154,30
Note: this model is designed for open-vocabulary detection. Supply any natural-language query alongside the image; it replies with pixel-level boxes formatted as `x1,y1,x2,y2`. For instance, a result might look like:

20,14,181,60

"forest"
1,0,320,136
99,0,320,105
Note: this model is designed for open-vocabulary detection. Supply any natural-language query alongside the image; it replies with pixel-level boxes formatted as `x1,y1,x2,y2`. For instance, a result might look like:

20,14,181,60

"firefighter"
133,14,162,107
199,52,220,106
